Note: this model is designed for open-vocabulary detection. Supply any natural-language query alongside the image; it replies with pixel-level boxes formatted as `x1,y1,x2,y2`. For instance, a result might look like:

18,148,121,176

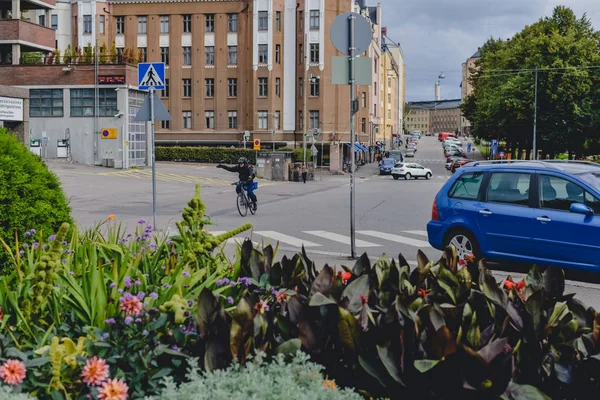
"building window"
228,46,237,65
206,14,214,32
205,111,214,129
228,78,237,97
183,79,191,97
298,77,303,97
182,47,191,65
299,44,303,63
38,15,45,26
273,111,280,130
161,120,170,129
258,11,268,30
309,110,319,129
276,11,281,30
298,11,303,31
361,92,366,108
205,78,214,97
310,44,319,63
258,111,268,129
228,14,237,32
205,46,214,65
275,78,281,97
258,44,268,63
160,15,169,33
70,89,116,117
138,16,147,34
298,110,303,129
182,15,191,33
309,10,319,29
160,47,169,65
388,109,391,119
361,118,366,133
275,44,280,64
258,78,268,97
51,14,58,30
30,89,63,117
388,77,392,87
228,111,237,129
138,47,146,62
116,16,124,34
387,93,391,104
99,15,105,34
83,15,92,33
310,78,319,97
161,79,169,97
183,111,192,129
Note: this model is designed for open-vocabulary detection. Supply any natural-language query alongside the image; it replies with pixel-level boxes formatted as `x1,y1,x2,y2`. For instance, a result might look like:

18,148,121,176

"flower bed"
0,184,599,399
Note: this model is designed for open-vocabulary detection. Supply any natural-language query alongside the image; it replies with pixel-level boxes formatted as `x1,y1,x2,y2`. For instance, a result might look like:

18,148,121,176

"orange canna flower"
97,378,129,400
107,215,116,220
323,379,337,389
81,356,110,386
504,280,516,290
0,359,26,386
341,271,352,284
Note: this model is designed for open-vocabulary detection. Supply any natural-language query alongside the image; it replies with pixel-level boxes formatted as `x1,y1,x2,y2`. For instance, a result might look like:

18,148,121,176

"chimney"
382,27,387,36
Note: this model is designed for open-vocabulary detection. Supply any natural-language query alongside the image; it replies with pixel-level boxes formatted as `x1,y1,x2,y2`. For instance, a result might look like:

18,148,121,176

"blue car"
379,158,395,175
427,160,600,272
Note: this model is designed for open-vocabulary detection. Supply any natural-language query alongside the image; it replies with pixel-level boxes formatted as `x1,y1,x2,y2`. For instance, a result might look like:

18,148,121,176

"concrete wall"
0,85,29,143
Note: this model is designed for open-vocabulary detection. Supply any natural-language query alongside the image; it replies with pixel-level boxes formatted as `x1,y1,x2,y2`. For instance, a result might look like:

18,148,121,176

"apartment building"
379,42,399,149
460,48,480,135
405,107,430,133
383,36,406,136
406,99,462,134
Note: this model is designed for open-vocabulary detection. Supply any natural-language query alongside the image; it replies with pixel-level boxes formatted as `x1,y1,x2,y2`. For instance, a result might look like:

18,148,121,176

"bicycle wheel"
236,192,248,217
249,197,256,215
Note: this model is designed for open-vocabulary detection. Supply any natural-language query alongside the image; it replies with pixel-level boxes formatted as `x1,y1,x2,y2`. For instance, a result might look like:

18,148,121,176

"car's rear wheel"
404,172,411,180
426,172,432,180
444,229,480,261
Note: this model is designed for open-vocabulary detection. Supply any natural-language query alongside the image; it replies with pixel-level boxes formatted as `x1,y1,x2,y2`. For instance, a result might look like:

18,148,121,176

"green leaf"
414,359,440,373
5,348,27,361
352,253,371,276
343,275,370,314
149,313,168,331
479,266,507,307
502,382,551,400
478,337,508,364
230,298,254,363
309,292,337,307
25,357,50,368
274,339,302,357
376,344,406,387
197,288,220,338
437,264,460,304
337,307,360,351
547,302,569,329
309,265,333,297
150,367,173,381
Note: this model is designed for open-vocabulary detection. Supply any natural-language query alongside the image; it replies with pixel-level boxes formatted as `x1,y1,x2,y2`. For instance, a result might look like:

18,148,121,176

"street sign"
135,92,171,121
467,143,472,152
101,127,117,139
138,62,165,90
491,139,498,156
331,56,372,85
253,139,261,150
500,151,505,157
330,12,373,55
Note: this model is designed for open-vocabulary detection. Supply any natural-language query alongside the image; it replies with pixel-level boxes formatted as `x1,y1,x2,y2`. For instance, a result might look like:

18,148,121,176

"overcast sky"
377,0,600,102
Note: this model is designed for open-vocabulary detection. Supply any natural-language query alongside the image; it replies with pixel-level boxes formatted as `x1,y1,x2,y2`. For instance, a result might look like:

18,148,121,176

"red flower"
504,280,516,290
359,294,368,304
517,280,526,290
341,271,352,284
418,289,427,297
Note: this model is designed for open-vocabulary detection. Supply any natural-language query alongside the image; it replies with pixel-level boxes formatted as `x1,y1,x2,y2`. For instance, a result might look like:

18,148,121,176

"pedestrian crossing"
98,169,234,185
204,229,432,250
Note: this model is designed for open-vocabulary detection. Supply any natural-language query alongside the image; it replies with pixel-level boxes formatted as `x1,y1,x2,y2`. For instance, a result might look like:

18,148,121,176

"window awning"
345,142,367,152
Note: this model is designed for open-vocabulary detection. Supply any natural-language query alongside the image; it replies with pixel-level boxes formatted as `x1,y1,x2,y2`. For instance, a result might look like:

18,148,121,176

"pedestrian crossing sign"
138,62,165,90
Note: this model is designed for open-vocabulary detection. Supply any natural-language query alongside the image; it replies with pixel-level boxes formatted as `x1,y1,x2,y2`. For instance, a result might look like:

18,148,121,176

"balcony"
0,19,55,51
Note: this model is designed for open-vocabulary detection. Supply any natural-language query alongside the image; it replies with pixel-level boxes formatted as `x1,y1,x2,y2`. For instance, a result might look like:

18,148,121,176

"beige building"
406,99,462,134
379,42,399,149
461,48,480,134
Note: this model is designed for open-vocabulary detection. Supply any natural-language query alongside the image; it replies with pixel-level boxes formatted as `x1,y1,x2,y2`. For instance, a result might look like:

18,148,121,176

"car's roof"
382,158,395,162
463,160,600,174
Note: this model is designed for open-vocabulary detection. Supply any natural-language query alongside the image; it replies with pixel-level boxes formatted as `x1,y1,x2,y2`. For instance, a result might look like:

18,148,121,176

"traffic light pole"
349,14,357,259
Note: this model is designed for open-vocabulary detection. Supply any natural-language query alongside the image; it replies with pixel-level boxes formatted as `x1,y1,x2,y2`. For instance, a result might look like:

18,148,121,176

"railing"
16,54,139,66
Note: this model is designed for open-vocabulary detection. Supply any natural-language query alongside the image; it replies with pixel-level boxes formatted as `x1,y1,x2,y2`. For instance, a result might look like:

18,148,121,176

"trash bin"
57,139,68,158
29,139,41,156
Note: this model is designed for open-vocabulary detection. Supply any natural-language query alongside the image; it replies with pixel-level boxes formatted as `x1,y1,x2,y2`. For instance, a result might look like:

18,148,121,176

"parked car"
445,148,465,158
446,156,467,170
391,163,433,180
425,131,432,136
388,150,404,164
379,158,395,175
438,132,457,141
443,138,462,147
427,160,600,271
450,158,473,173
405,149,415,157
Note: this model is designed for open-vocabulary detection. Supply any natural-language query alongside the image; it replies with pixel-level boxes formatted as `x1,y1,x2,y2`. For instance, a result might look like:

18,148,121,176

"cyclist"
217,157,258,210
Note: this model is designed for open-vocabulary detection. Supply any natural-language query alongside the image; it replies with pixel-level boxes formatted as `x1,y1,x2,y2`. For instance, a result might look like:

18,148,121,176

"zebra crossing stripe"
403,230,428,237
254,231,321,248
357,231,431,248
303,231,381,247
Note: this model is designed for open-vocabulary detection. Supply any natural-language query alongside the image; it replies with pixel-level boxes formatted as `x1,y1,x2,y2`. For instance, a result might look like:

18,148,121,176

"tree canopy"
462,6,600,159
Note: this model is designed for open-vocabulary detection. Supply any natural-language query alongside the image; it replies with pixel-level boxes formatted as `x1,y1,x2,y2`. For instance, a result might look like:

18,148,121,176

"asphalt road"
49,135,600,310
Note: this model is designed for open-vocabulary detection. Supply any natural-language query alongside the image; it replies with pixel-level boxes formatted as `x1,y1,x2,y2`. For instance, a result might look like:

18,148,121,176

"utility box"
255,151,293,181
57,139,68,158
30,138,41,157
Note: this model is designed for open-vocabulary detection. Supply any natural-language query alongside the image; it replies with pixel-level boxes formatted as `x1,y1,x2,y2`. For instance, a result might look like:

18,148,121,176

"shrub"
148,352,363,400
0,129,72,270
0,384,31,400
280,147,312,162
156,147,257,164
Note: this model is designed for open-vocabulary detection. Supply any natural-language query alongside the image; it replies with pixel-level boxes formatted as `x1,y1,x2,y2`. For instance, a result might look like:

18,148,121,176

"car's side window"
539,175,584,212
486,172,530,206
448,172,484,200
584,191,600,214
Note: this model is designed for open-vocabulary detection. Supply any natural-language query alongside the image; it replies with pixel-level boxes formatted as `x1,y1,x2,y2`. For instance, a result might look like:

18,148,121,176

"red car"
450,158,472,173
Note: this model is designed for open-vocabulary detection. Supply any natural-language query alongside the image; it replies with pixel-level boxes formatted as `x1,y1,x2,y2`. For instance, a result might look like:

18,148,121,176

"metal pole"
532,68,538,160
303,33,308,168
349,15,356,259
272,129,275,151
94,2,99,165
149,88,157,228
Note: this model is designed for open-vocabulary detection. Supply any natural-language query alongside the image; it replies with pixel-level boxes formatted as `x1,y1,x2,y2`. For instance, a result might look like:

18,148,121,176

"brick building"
406,99,463,135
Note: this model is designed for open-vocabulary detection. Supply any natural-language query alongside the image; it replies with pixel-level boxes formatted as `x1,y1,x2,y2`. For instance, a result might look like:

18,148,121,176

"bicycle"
233,180,258,217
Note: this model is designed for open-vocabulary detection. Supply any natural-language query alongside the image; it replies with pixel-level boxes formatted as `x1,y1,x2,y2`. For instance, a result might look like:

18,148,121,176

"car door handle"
479,209,492,215
537,216,551,222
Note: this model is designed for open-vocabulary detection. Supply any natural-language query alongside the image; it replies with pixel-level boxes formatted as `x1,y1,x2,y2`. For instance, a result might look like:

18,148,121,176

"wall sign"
98,75,126,85
0,96,24,121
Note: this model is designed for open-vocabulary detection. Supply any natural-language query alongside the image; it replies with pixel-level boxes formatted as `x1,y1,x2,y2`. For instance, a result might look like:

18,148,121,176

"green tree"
462,6,600,159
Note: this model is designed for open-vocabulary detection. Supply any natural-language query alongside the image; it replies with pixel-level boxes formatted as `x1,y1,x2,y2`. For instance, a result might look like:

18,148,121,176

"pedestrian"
301,165,307,183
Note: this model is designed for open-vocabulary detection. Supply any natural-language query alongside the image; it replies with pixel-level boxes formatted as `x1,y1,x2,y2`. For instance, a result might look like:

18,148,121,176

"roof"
367,6,378,24
470,49,481,59
465,160,600,174
407,99,462,110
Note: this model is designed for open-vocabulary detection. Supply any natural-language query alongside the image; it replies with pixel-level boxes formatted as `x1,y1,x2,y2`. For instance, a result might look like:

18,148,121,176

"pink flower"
97,378,129,400
0,359,26,385
81,356,110,386
119,293,143,316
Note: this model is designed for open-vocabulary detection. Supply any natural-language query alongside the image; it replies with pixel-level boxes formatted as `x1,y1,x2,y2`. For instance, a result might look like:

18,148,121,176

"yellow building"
379,46,400,149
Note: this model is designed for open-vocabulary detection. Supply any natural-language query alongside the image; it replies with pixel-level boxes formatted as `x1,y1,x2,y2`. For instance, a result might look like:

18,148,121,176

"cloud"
376,0,600,101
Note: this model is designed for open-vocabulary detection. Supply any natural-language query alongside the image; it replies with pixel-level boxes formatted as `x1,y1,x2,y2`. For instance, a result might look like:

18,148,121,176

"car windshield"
577,172,600,191
394,163,404,168
382,159,394,166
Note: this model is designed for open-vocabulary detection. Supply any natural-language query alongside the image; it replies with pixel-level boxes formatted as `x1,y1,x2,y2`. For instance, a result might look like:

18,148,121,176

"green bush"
148,352,363,400
0,128,72,270
279,147,312,162
0,385,31,400
156,147,257,164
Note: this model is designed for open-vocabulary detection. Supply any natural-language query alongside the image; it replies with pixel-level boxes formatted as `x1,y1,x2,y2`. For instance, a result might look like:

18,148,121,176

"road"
49,135,600,310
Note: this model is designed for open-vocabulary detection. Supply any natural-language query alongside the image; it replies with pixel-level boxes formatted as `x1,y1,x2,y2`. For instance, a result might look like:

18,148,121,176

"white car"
391,162,433,180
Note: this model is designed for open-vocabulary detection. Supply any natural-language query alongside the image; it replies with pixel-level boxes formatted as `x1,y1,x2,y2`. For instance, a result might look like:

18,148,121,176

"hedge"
155,147,258,163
